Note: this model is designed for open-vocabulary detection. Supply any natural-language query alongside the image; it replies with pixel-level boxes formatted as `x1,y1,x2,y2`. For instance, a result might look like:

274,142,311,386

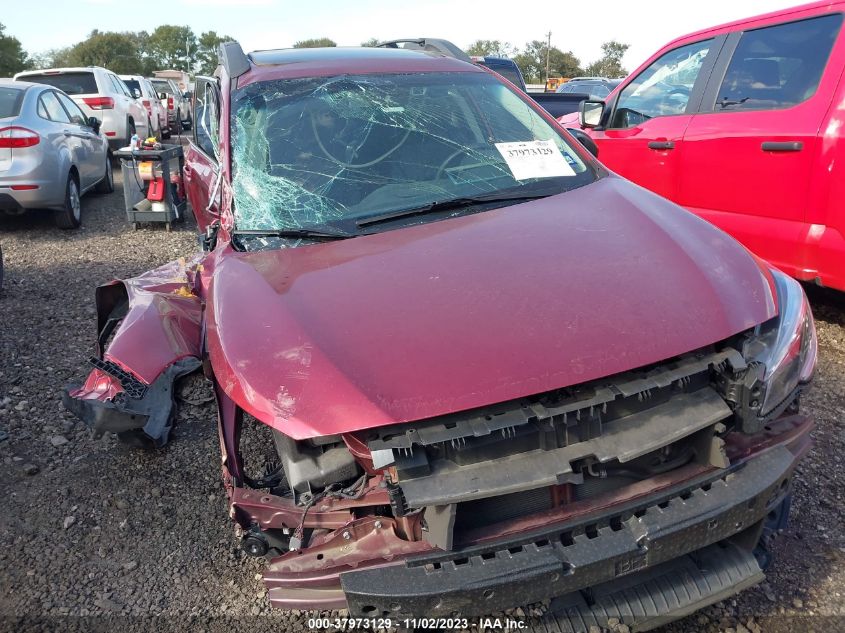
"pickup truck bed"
529,92,588,118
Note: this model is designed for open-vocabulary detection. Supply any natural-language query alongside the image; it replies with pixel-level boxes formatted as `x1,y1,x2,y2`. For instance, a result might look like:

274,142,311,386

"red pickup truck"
563,1,845,291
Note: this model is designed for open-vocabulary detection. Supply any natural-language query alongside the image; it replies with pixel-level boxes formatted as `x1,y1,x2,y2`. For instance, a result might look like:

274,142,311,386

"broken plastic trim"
63,357,201,448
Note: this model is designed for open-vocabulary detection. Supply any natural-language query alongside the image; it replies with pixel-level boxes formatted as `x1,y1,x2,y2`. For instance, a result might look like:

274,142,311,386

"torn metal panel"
63,256,206,447
96,256,205,384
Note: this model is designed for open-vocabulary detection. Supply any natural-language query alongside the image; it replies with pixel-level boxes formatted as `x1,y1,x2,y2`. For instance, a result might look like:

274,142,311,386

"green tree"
195,31,233,75
28,47,72,70
147,25,197,71
63,30,144,74
360,38,381,47
514,40,582,83
0,22,29,75
584,40,630,78
466,39,514,58
293,38,336,48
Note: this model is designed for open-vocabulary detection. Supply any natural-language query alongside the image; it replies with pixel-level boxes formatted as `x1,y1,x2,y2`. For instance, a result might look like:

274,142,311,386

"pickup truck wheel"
94,155,114,193
126,120,136,147
54,174,81,229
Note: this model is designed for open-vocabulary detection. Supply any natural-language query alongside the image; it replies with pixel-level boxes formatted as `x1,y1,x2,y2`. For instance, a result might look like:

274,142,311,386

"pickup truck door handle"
761,141,803,152
647,141,675,150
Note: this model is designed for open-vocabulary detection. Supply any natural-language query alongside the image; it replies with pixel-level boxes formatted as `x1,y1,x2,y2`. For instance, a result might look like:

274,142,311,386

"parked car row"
149,77,192,134
14,67,151,150
2,66,195,228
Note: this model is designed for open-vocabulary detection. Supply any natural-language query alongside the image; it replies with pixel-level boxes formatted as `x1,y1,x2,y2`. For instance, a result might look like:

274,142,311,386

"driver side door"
184,78,221,234
588,37,723,200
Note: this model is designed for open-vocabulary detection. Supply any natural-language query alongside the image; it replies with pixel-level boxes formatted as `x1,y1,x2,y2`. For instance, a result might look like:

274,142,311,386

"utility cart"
114,144,187,232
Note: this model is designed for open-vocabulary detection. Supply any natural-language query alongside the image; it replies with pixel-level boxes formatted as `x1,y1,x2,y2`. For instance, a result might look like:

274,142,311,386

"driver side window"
193,81,219,161
611,39,712,129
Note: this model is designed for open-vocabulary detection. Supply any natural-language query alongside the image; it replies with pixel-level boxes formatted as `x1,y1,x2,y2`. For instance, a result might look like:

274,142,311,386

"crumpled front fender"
63,257,205,447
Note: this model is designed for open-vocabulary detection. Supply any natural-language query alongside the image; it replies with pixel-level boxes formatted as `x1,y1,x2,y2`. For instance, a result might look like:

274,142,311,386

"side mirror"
579,100,605,129
565,128,599,159
87,117,101,133
158,92,167,100
132,88,142,98
183,91,192,99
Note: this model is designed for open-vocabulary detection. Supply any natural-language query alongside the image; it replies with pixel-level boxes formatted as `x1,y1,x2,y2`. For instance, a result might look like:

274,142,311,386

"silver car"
0,80,112,229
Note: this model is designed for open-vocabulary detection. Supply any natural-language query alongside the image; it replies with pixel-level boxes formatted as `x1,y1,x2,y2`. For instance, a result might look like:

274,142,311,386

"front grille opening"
453,430,707,537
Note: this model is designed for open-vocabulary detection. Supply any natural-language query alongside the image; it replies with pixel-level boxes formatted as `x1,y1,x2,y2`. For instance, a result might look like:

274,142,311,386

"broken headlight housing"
745,269,817,417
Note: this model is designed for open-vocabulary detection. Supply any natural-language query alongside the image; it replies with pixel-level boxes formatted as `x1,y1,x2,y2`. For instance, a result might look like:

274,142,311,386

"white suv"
120,75,170,139
14,67,150,150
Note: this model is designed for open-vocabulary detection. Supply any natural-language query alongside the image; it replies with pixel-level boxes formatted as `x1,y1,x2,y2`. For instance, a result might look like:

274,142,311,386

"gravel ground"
0,166,843,633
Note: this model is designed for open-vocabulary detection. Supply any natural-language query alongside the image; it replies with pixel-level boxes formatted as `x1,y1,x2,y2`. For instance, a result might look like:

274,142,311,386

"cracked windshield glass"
231,72,596,238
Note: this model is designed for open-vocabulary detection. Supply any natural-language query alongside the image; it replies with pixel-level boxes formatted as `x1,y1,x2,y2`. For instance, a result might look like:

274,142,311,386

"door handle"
648,140,675,150
761,141,803,152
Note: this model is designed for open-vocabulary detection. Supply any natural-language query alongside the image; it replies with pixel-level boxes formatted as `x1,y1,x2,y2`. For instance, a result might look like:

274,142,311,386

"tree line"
0,24,628,83
0,23,233,77
466,39,629,82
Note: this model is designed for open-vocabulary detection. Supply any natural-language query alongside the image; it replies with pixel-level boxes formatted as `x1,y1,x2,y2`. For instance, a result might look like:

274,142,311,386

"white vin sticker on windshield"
495,140,575,180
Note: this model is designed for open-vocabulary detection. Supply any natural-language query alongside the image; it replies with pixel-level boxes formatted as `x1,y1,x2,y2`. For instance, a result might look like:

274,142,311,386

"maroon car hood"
206,176,776,439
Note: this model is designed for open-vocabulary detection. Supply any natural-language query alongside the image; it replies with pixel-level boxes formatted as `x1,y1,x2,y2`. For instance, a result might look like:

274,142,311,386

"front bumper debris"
63,357,201,447
338,443,799,618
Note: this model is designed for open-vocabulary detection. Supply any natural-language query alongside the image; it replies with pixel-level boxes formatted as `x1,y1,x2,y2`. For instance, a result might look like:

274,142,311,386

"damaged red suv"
63,41,818,629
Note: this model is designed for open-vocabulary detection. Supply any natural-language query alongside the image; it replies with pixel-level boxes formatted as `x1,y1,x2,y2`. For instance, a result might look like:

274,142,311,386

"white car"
120,75,170,139
14,67,150,150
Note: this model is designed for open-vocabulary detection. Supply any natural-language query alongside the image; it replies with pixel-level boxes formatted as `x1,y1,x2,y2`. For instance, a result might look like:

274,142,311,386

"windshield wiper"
234,226,355,241
356,191,553,228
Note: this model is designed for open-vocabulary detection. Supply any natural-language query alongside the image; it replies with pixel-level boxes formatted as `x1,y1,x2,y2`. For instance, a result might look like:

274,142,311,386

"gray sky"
4,0,805,71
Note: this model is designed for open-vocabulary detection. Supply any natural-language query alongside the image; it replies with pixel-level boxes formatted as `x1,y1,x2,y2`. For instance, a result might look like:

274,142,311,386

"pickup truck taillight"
167,96,174,110
82,96,115,110
0,126,40,148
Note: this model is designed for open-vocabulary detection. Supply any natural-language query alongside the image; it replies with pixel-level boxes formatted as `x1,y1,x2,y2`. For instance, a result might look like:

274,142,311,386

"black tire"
162,123,171,140
147,117,154,140
55,174,81,229
126,119,136,147
0,244,4,289
94,154,114,194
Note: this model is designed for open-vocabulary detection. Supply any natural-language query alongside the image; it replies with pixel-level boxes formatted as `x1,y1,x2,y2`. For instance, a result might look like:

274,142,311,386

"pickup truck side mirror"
565,128,599,159
580,100,605,129
132,88,142,98
158,92,167,100
87,117,101,133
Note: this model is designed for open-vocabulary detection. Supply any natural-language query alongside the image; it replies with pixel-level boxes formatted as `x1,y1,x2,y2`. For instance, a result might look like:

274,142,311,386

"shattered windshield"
231,72,596,233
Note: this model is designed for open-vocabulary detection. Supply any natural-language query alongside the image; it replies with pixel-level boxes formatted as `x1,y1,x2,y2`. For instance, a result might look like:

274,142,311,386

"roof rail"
218,41,250,79
376,38,472,63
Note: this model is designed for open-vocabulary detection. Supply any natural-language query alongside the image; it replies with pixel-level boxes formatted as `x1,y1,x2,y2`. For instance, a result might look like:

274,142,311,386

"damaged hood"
206,176,776,439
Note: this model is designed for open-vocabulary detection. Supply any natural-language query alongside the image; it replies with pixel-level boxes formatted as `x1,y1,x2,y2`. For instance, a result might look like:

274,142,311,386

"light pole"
545,31,551,84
